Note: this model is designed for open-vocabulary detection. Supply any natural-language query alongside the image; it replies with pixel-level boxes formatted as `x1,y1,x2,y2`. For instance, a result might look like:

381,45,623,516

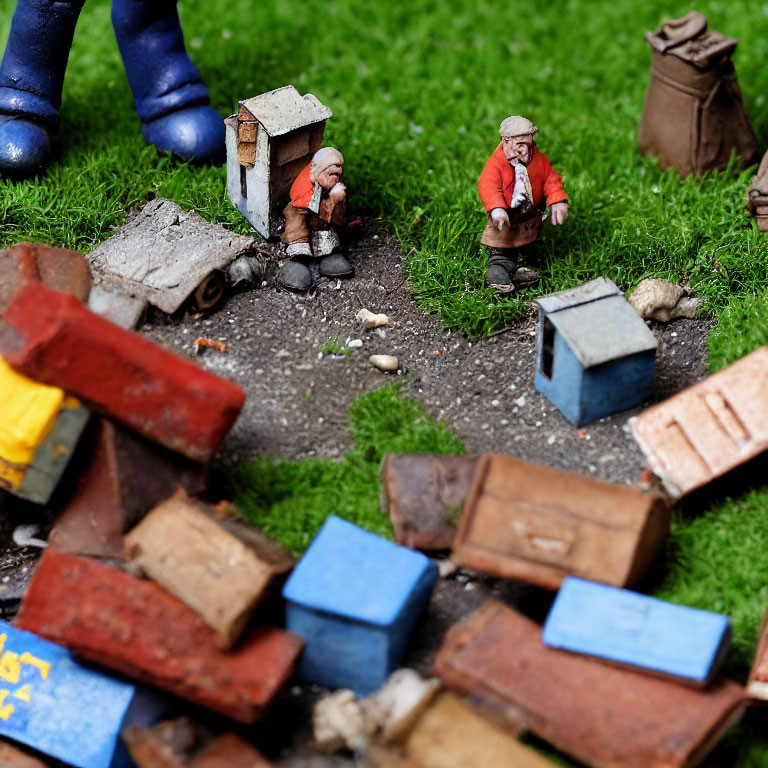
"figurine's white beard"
509,160,533,209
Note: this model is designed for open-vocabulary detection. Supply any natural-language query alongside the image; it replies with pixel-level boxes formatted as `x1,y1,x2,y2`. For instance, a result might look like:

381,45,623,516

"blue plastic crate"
283,516,438,694
542,577,731,685
0,622,162,768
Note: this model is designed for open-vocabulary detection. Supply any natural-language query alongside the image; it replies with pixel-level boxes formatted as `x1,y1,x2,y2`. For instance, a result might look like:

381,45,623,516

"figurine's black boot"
279,260,313,292
512,265,540,288
0,0,86,177
319,253,353,278
112,0,224,163
485,247,516,288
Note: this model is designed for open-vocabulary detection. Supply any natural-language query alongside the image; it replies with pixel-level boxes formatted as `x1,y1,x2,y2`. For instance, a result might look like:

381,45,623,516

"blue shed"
534,278,658,425
282,516,437,694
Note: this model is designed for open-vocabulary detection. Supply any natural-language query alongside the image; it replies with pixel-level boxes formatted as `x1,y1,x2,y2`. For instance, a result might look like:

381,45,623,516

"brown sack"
638,12,757,178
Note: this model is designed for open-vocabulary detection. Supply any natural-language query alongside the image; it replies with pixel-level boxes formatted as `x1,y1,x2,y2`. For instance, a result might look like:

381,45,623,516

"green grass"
318,336,349,357
3,0,768,762
223,385,464,555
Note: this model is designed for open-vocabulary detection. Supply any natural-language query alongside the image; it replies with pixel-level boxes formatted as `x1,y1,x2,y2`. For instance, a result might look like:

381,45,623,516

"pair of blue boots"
0,0,224,177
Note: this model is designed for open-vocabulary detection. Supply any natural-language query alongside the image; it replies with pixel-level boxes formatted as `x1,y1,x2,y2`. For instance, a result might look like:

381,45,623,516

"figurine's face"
502,135,534,165
312,163,344,190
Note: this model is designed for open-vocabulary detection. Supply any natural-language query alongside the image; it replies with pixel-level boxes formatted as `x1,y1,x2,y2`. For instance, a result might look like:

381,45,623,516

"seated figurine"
279,147,352,292
478,116,569,291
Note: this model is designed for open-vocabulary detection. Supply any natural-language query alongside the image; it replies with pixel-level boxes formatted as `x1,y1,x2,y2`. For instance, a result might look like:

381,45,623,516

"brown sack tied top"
638,11,757,178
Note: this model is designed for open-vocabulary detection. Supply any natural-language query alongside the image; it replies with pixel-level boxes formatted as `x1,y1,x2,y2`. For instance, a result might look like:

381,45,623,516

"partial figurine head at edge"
310,147,344,190
499,116,538,166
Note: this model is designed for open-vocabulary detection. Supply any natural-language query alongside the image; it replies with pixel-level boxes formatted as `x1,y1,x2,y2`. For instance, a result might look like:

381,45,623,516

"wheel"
192,271,225,311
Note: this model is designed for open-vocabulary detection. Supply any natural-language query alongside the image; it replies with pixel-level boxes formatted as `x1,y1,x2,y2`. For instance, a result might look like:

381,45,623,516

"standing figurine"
0,0,224,178
478,116,568,291
279,147,352,292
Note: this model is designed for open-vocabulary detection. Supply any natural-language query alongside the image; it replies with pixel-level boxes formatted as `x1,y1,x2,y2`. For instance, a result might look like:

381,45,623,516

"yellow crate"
0,358,66,491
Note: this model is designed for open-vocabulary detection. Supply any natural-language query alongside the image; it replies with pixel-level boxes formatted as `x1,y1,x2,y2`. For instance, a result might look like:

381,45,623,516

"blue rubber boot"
0,0,86,177
112,0,224,163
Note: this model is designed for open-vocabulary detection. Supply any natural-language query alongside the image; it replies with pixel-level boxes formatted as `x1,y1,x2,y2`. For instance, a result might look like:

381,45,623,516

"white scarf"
509,161,533,209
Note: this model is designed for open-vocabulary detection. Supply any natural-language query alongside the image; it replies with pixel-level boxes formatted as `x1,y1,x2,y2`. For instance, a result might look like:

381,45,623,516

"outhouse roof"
282,516,436,626
535,278,658,368
239,86,333,137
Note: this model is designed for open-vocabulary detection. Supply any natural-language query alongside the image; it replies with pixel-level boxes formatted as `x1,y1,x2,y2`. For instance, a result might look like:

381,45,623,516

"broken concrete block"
87,198,266,315
283,516,438,694
312,669,441,754
534,278,658,425
226,86,333,237
0,241,90,314
125,491,294,649
381,454,480,551
435,601,747,768
50,419,208,560
87,284,147,330
382,690,555,768
16,549,304,723
629,347,768,498
362,669,441,746
0,282,245,462
452,454,670,590
0,621,155,768
543,576,731,686
123,719,271,768
0,357,90,506
629,278,699,322
747,608,768,701
0,739,50,767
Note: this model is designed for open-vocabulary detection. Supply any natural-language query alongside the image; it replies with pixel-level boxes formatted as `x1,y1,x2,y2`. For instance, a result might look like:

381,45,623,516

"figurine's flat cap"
499,116,538,138
311,147,344,173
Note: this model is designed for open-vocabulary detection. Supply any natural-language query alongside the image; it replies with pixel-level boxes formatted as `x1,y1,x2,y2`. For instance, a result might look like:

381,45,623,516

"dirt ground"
145,219,712,486
141,220,714,767
0,220,714,765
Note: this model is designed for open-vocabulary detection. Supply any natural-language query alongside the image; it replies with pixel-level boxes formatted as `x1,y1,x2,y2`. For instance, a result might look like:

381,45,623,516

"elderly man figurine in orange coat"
279,146,351,292
478,116,569,290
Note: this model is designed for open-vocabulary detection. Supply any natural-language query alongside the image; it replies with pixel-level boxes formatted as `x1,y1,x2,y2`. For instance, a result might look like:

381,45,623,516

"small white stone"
515,395,526,407
370,354,399,372
348,339,363,349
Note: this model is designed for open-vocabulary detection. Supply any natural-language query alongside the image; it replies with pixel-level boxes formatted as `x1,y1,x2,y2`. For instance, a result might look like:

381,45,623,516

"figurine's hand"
491,208,509,231
551,202,569,226
329,183,347,203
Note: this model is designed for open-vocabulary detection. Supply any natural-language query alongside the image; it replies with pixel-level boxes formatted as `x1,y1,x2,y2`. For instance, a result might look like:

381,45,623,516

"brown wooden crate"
238,104,255,121
399,691,553,768
238,122,258,143
452,454,670,589
237,142,256,167
630,347,768,498
435,601,746,768
125,491,291,649
381,454,480,551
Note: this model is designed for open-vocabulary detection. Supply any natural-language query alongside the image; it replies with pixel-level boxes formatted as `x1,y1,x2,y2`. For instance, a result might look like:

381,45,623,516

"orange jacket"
477,143,567,212
289,163,314,208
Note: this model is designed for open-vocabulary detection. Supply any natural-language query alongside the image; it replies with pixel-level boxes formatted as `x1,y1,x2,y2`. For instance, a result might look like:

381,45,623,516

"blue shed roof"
536,278,658,368
282,516,436,627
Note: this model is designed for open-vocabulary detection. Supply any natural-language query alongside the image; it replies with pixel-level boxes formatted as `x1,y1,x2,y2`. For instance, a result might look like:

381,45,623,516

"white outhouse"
225,86,333,238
